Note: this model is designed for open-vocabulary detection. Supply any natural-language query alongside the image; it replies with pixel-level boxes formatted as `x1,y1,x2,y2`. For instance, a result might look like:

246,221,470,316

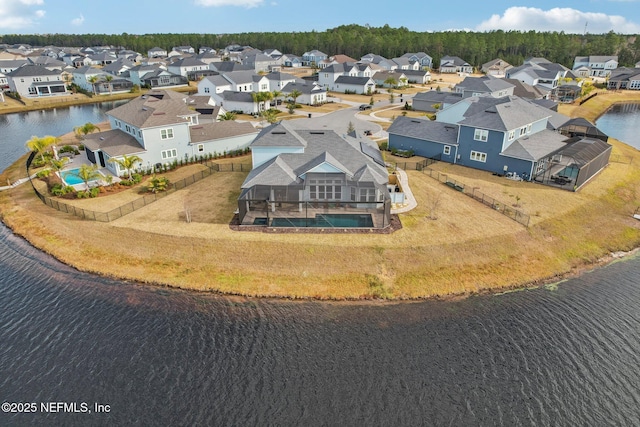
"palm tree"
261,109,279,124
271,89,282,106
108,154,142,181
49,157,69,174
74,122,101,140
71,164,101,191
218,111,237,121
289,89,302,105
25,135,59,164
104,74,113,95
87,75,99,95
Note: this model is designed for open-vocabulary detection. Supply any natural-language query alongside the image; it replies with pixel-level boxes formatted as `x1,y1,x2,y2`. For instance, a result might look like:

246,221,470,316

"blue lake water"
596,102,640,149
1,101,640,425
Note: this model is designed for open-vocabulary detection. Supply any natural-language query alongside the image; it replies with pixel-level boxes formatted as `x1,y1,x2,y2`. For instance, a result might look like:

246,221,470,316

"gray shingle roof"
388,116,459,145
83,129,146,157
106,90,196,128
189,121,257,144
243,121,387,188
458,96,552,131
500,129,568,161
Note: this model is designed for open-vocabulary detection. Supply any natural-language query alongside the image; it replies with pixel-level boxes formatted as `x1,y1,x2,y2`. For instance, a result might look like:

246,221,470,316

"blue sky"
1,0,639,35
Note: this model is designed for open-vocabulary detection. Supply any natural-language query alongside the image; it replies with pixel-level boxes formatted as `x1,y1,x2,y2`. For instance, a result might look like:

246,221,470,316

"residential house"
505,62,569,98
198,75,232,95
209,62,253,73
360,53,397,71
400,52,433,70
211,91,260,115
318,62,375,94
82,89,257,176
6,64,67,97
185,95,225,121
401,69,431,84
302,50,328,66
372,70,409,88
0,59,28,75
454,75,515,99
282,54,303,68
319,54,357,69
102,58,137,77
199,46,216,54
72,66,109,93
281,81,327,105
265,71,298,91
439,56,473,74
196,51,221,66
88,51,117,66
388,95,611,189
391,57,420,71
237,121,391,228
573,55,618,77
173,46,195,55
242,52,280,73
481,59,512,77
221,70,270,92
167,57,208,80
607,67,640,90
129,64,187,89
411,90,463,113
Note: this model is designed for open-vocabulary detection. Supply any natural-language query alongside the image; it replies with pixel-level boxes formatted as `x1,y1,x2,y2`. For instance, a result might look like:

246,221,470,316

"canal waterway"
1,103,640,426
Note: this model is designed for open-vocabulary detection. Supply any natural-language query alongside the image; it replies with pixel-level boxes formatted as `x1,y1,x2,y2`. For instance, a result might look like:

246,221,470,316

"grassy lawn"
2,88,640,300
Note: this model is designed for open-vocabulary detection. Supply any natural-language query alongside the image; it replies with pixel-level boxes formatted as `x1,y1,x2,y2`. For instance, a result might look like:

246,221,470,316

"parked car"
359,104,372,110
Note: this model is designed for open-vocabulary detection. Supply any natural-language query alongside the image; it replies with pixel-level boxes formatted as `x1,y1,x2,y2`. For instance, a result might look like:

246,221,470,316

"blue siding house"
389,93,611,188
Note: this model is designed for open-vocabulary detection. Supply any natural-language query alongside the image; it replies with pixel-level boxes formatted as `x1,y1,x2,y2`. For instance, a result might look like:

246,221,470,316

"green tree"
104,74,113,95
218,111,237,121
74,122,101,140
87,75,99,95
289,89,302,105
49,157,69,173
25,135,59,164
108,154,142,181
384,76,398,88
261,109,279,124
70,164,101,191
147,175,169,193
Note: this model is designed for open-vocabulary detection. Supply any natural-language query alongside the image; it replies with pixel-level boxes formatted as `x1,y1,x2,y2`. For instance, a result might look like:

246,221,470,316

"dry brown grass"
2,86,640,301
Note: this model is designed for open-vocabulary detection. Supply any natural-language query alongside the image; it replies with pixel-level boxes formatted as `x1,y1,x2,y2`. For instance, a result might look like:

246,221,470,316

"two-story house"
573,55,618,78
82,90,258,176
400,52,433,70
6,64,67,97
318,62,375,94
301,50,328,67
388,95,611,190
454,75,515,99
167,57,208,80
439,56,473,74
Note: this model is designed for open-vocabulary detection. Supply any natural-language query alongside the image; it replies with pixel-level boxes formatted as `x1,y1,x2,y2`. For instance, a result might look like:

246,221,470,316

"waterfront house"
167,57,208,80
388,95,611,190
237,121,391,228
573,56,618,78
6,64,67,98
82,90,258,176
607,67,640,90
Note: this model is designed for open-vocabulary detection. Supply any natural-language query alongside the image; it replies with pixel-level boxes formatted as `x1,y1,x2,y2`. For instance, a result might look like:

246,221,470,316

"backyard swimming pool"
254,214,374,228
60,168,103,186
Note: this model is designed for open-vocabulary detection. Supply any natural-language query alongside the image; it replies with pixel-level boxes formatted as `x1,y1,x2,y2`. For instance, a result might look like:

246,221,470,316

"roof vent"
271,131,286,135
310,131,324,135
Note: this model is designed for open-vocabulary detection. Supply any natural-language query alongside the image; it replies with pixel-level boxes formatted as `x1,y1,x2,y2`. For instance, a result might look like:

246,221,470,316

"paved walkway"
0,175,35,191
390,168,417,214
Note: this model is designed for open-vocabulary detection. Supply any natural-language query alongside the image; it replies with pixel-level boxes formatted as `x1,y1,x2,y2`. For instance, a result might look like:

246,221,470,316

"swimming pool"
60,168,103,186
254,214,374,228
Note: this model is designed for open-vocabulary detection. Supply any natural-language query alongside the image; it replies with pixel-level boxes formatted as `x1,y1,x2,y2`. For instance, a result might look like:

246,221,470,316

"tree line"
2,24,639,69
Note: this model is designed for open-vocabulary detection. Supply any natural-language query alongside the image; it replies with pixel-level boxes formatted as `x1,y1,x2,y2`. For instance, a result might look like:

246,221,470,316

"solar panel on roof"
360,141,385,167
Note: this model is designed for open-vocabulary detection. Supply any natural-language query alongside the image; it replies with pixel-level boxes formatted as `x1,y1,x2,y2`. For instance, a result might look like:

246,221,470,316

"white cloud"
71,14,84,26
0,0,46,30
476,7,640,34
194,0,263,8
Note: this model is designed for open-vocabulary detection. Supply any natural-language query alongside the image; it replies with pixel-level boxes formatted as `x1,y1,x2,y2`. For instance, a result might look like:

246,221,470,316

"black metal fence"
26,152,250,222
397,159,530,227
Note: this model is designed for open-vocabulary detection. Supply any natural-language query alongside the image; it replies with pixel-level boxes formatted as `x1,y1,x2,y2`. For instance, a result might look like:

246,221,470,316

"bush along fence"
395,159,530,227
26,151,250,222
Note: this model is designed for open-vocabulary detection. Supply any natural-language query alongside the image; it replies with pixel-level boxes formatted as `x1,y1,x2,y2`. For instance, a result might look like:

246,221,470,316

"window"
519,127,527,136
359,188,376,202
474,129,488,142
527,124,532,133
160,128,174,139
309,179,342,200
470,151,487,162
508,130,515,140
204,87,210,93
197,144,204,152
443,146,451,155
161,149,177,159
